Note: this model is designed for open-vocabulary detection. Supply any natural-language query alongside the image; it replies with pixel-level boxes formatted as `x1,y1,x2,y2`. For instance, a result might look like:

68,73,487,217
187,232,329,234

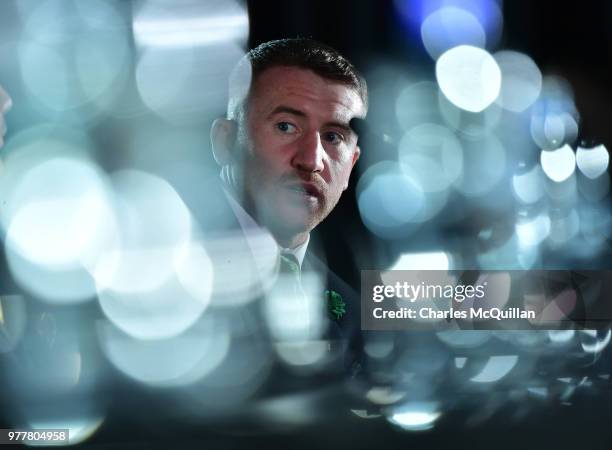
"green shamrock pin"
325,289,346,321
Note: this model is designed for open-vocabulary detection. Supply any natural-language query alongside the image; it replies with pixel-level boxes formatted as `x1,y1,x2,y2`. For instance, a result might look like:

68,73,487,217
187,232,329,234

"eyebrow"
268,105,306,119
268,105,355,134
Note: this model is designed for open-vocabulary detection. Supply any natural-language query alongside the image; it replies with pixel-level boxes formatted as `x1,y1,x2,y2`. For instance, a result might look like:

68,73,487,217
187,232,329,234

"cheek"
246,144,289,181
329,159,354,185
257,138,294,168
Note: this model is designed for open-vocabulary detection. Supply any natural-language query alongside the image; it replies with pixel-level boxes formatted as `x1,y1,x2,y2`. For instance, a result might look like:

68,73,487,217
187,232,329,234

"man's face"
236,66,365,246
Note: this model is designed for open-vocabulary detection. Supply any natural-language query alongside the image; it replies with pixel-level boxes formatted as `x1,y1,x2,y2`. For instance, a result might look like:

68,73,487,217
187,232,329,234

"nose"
291,130,324,173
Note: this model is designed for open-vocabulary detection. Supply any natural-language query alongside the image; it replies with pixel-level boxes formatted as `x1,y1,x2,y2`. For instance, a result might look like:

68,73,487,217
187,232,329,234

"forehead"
248,66,365,121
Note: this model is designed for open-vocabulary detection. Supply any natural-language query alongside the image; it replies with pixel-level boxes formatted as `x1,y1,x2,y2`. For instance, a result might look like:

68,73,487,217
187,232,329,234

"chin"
257,193,326,235
273,215,314,236
267,211,320,240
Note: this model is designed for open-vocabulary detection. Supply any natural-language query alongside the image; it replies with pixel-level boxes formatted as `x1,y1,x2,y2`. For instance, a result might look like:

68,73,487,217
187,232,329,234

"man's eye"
323,131,344,145
276,122,297,133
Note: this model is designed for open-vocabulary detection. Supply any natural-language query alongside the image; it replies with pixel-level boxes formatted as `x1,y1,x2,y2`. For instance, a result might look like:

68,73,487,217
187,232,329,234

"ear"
351,145,361,168
210,118,238,166
343,145,361,191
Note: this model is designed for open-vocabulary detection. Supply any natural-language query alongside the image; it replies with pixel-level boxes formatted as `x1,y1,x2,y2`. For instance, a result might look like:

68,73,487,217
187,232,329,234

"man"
210,38,367,263
194,39,369,396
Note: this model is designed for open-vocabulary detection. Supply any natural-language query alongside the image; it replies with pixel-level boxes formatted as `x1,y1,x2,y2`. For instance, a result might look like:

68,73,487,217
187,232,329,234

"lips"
285,182,322,198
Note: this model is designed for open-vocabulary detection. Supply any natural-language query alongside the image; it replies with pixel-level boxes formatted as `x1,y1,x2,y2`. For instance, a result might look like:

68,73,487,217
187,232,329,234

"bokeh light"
174,239,215,306
4,158,112,268
132,0,248,48
398,123,464,191
436,45,501,113
580,329,612,354
438,92,502,136
477,233,539,269
24,416,105,446
420,7,486,60
452,133,506,195
84,170,214,340
387,402,441,431
0,128,116,302
531,111,579,151
387,252,451,271
470,355,518,383
357,161,425,236
265,273,326,343
541,144,576,183
512,164,545,204
91,170,192,294
135,44,246,124
98,318,230,386
395,0,503,49
395,81,444,130
515,213,551,247
18,0,130,120
530,76,579,150
98,271,211,341
576,144,609,179
494,50,542,112
133,0,248,124
548,209,580,245
437,331,492,348
275,341,329,368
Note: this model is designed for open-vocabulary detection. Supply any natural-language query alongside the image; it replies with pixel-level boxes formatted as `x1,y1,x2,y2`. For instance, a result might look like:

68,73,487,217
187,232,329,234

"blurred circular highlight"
494,50,542,113
91,170,192,294
1,154,115,303
357,161,425,236
398,123,464,191
452,133,506,196
541,144,576,183
436,45,501,113
98,318,230,387
512,164,545,204
18,0,130,119
420,7,486,60
4,158,112,268
395,81,444,130
387,402,441,432
576,144,609,179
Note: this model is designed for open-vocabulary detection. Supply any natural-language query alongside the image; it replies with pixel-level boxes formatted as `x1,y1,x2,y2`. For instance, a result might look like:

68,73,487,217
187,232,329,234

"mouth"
285,183,322,199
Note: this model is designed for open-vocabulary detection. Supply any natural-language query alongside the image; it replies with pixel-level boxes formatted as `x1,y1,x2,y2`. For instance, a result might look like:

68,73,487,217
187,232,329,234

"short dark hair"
227,38,368,120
